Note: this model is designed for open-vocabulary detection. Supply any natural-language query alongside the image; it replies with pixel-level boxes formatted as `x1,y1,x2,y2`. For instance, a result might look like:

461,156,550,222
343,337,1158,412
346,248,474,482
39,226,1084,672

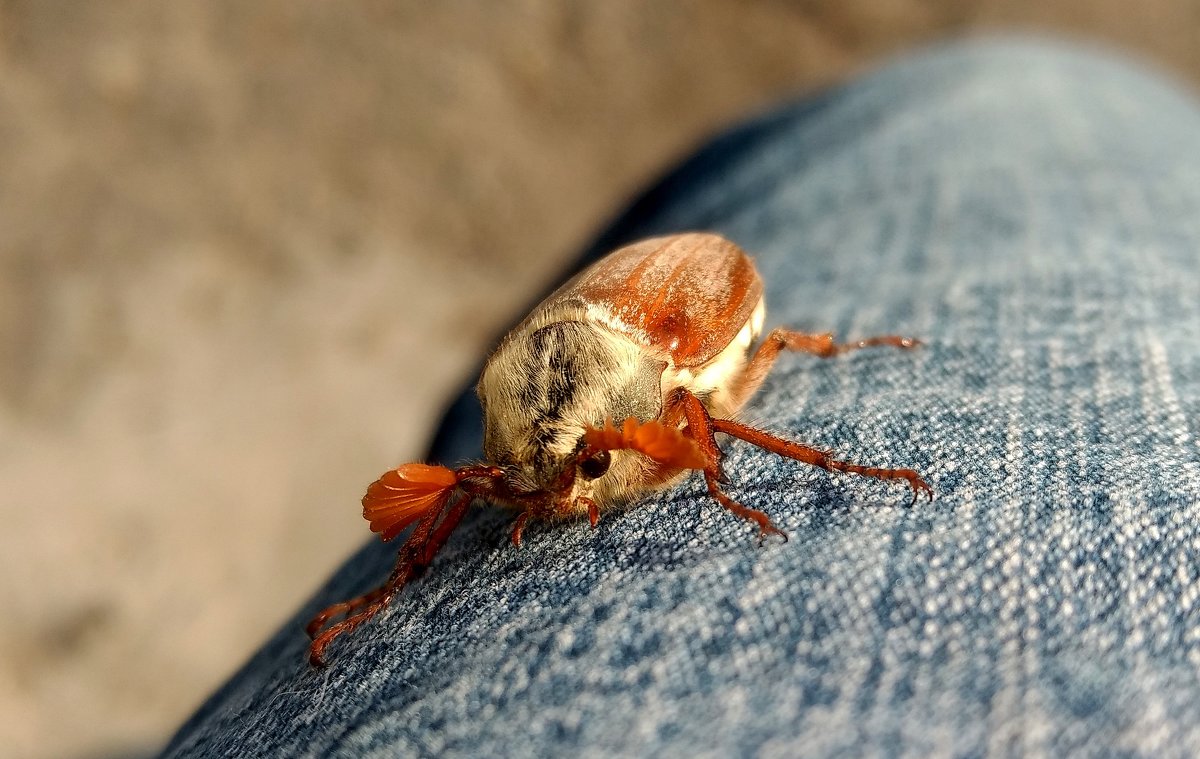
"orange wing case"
547,233,764,368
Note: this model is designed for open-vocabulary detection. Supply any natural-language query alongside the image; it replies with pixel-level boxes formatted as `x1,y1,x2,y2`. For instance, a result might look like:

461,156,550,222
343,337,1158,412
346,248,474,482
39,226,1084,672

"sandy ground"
1,3,1198,758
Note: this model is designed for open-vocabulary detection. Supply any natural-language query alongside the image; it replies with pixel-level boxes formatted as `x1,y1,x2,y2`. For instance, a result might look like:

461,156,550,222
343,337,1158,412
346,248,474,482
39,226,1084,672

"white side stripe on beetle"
307,232,932,666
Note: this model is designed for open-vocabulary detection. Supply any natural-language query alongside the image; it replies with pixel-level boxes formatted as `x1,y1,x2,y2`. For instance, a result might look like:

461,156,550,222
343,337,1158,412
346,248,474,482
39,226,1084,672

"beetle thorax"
477,318,666,505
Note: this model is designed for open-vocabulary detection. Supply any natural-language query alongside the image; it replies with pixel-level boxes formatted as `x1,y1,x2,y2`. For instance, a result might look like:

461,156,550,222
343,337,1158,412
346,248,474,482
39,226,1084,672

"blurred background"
1,2,1197,757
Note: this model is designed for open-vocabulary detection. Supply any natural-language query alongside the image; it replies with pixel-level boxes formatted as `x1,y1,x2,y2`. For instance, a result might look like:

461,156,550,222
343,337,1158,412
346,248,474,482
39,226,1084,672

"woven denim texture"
164,40,1200,758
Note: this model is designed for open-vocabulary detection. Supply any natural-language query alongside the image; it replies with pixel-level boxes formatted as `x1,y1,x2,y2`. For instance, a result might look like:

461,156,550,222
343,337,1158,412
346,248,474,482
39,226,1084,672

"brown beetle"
307,232,931,666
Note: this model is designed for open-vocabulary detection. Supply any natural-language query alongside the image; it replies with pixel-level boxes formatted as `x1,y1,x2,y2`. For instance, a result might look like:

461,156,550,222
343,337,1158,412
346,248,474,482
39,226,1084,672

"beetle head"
475,319,670,512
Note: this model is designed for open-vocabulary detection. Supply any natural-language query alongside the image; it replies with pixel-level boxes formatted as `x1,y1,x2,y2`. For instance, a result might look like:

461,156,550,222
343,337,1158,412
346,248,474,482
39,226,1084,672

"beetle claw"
510,512,530,547
757,522,789,546
574,496,600,528
908,475,934,506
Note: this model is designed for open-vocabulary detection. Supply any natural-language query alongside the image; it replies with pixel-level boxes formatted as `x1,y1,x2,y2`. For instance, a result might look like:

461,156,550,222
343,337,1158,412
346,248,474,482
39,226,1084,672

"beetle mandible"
306,232,932,666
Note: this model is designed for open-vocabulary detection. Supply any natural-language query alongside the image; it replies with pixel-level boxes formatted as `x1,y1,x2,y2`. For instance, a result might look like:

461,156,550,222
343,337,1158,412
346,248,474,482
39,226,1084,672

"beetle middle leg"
731,328,920,409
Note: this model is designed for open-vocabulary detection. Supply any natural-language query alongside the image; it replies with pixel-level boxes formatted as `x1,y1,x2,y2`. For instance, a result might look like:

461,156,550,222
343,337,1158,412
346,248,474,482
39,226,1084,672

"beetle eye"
578,450,611,480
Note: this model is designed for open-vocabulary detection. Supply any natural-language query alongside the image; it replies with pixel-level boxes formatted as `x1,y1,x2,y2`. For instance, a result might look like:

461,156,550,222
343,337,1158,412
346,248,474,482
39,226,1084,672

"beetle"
306,232,931,666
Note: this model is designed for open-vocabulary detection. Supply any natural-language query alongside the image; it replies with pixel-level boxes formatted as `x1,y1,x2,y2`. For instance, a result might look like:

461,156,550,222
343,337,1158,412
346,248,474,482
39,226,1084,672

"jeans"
162,39,1200,758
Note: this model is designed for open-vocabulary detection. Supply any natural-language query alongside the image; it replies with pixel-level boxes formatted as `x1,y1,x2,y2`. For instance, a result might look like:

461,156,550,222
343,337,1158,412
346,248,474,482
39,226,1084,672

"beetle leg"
510,511,530,547
307,592,395,668
307,493,470,667
413,494,472,572
675,388,787,541
703,470,788,544
711,417,933,504
732,328,920,409
304,587,386,641
665,388,728,484
776,330,920,358
578,496,600,528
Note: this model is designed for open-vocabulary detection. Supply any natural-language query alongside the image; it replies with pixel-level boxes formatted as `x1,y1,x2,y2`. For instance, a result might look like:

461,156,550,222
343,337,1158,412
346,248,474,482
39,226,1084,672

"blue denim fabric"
163,39,1200,758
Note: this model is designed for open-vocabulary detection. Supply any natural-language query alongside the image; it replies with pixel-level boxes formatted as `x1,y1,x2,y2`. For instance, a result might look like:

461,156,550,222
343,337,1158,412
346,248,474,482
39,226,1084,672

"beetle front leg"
304,586,386,641
307,493,470,667
577,496,600,528
509,512,530,547
674,388,787,542
307,506,439,667
664,387,727,483
702,471,787,544
307,590,396,668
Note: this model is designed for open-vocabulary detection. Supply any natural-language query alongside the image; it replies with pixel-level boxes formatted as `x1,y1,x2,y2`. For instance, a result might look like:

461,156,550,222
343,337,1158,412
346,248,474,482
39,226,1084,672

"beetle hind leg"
776,331,920,358
731,328,920,410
